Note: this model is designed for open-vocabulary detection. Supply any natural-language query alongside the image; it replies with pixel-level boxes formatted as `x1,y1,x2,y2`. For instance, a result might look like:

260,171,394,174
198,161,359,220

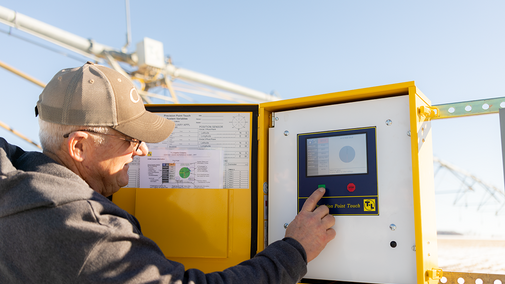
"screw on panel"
284,130,289,136
411,245,416,251
389,224,397,231
263,182,268,194
386,119,393,126
284,223,289,229
407,130,411,137
390,241,397,248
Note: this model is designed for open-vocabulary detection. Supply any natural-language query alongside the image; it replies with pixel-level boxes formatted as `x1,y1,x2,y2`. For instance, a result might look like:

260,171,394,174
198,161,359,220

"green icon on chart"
179,167,191,179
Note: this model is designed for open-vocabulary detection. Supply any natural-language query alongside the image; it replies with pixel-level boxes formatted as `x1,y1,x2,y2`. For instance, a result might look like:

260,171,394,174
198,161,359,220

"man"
0,62,335,283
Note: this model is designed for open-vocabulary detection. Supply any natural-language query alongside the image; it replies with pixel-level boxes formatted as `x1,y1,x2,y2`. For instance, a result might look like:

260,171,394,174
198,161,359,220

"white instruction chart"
140,149,223,189
126,112,251,189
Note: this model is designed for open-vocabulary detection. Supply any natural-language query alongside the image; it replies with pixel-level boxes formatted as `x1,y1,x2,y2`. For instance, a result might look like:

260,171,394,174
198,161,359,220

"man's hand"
285,187,336,262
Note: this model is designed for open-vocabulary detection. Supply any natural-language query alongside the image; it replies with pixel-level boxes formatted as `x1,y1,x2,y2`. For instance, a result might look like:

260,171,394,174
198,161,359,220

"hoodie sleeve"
77,199,307,284
0,138,26,162
80,233,307,284
0,137,26,175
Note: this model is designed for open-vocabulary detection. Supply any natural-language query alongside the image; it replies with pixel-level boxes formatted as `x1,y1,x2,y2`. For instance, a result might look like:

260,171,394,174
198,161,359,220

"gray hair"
38,118,110,152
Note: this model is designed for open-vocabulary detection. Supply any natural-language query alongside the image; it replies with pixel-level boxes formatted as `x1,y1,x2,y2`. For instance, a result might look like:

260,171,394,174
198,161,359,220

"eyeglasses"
63,129,142,152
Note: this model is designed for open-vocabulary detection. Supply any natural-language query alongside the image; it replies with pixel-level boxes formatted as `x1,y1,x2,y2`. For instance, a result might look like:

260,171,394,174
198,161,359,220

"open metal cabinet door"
261,81,440,284
113,104,259,273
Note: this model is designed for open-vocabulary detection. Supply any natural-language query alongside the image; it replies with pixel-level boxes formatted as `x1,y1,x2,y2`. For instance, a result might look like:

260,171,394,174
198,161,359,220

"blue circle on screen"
339,146,355,163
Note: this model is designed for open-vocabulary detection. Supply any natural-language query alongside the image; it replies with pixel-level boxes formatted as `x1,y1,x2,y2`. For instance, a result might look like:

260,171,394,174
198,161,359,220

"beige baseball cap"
36,62,175,143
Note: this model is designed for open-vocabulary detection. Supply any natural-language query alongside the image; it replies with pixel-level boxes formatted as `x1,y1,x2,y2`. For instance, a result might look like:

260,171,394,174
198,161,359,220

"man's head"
36,61,174,142
36,62,175,196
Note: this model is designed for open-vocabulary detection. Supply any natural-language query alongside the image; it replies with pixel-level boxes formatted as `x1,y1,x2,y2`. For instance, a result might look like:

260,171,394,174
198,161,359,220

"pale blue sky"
1,0,504,236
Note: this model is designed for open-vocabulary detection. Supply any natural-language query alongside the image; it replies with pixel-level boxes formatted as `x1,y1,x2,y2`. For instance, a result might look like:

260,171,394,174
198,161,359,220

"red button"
347,183,356,192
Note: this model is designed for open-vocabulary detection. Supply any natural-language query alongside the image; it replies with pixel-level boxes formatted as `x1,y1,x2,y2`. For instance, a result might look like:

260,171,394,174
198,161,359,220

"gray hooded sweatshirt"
0,137,307,283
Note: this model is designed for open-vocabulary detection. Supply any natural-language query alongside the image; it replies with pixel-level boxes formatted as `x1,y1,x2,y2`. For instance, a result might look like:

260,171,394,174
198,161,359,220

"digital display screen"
306,133,368,176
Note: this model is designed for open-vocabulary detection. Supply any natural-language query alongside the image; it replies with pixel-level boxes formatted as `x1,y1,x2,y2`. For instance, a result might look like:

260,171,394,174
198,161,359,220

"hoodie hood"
0,138,96,218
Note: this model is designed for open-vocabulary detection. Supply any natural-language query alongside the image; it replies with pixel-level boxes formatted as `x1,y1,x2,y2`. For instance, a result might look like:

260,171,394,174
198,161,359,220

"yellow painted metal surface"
136,188,229,258
112,187,136,215
168,188,252,271
257,107,269,252
408,86,440,284
114,187,252,272
260,81,413,113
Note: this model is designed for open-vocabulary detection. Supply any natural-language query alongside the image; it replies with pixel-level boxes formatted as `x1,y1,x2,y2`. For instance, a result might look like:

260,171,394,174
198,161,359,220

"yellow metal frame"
409,86,441,284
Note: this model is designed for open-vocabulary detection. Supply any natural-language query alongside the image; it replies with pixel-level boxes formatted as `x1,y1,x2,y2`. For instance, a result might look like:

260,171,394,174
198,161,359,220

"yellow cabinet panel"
135,188,229,258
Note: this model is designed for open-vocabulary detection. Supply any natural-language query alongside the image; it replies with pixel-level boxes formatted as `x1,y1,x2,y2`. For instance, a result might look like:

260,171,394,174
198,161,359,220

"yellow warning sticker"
364,199,376,211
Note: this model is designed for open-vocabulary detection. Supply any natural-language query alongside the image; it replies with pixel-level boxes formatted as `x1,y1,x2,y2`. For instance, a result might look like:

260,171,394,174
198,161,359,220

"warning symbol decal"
364,199,376,212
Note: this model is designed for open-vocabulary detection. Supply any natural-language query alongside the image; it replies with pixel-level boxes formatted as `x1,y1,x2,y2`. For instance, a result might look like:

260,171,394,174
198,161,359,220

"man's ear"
66,132,89,162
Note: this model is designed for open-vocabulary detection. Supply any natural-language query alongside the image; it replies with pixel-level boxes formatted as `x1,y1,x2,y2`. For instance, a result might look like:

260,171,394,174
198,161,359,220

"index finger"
301,187,325,212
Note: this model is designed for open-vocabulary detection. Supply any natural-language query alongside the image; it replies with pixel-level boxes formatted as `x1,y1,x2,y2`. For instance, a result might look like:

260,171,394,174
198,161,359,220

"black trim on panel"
145,104,259,259
249,108,259,258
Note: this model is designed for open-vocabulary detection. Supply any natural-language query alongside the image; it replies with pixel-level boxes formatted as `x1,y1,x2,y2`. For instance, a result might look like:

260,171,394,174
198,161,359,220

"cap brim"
113,111,175,143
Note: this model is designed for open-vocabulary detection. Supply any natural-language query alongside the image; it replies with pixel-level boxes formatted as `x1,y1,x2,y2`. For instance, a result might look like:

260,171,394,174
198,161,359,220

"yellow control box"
113,81,440,283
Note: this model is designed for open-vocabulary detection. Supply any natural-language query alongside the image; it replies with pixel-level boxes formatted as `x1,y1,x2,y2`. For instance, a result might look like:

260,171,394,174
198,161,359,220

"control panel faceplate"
298,127,378,216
